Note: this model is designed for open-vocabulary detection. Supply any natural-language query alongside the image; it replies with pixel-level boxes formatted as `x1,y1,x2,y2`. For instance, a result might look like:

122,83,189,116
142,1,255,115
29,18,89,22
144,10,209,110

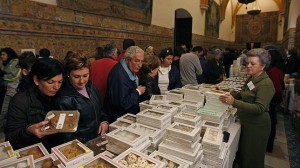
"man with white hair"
104,46,146,122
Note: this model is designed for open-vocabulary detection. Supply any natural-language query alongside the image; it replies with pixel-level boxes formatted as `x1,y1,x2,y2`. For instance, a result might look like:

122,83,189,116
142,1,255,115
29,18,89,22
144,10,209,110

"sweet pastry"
60,144,84,160
42,159,54,168
45,111,79,132
126,153,137,165
27,147,43,159
118,159,129,167
137,157,148,167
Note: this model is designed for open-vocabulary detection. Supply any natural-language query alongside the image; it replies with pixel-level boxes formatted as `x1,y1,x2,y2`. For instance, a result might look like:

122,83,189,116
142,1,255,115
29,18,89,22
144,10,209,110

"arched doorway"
174,9,192,50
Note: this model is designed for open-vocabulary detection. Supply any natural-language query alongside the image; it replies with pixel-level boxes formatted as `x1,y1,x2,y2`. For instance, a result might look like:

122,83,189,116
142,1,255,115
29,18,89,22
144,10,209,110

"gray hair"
103,44,117,58
125,46,144,60
246,48,271,70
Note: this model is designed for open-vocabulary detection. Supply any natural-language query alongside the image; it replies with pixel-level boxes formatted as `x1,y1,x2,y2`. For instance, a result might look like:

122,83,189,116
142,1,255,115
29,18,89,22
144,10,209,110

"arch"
174,8,192,50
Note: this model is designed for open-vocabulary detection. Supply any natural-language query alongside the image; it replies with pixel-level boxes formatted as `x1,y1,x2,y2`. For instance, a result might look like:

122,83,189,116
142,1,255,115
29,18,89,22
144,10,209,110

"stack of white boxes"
165,88,184,101
202,128,227,168
158,122,203,168
136,109,172,130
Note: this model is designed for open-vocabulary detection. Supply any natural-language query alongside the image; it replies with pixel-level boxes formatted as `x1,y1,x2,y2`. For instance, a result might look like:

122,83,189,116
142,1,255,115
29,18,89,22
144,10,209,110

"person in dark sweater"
5,58,65,151
105,46,145,122
139,55,161,102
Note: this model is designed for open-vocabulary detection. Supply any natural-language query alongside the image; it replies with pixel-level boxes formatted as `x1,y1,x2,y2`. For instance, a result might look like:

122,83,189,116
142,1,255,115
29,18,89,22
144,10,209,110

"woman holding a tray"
220,48,275,168
5,58,65,150
55,52,109,144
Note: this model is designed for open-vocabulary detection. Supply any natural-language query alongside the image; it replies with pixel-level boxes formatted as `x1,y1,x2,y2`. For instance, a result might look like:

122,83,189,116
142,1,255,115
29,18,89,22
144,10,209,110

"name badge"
247,81,255,91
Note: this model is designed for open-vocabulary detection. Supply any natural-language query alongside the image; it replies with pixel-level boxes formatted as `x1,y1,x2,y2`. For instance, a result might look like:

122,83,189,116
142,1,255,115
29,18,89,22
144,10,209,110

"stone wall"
0,0,250,59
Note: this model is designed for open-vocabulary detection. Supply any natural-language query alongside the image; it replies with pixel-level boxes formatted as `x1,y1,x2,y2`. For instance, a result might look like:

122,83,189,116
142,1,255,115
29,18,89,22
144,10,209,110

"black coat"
55,80,107,144
139,74,161,102
104,62,140,123
5,86,60,151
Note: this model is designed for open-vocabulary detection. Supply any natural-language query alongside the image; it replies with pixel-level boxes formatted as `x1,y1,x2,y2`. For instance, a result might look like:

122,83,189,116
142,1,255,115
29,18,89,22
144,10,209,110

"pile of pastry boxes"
0,84,237,168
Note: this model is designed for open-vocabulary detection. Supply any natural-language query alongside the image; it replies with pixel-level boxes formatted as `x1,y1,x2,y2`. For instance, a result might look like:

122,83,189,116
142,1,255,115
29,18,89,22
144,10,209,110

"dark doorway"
174,9,192,50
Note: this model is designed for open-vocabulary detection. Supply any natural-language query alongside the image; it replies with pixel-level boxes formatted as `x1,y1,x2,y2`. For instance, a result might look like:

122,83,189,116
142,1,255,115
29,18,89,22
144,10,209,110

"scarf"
120,59,139,86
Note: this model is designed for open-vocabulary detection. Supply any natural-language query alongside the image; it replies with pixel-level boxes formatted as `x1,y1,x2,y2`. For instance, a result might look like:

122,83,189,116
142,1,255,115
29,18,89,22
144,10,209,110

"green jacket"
232,71,275,125
3,58,21,83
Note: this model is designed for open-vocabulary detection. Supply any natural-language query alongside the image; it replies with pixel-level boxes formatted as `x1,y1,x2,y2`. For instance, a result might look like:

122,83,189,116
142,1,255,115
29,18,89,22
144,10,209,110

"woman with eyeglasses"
155,48,181,94
220,48,275,168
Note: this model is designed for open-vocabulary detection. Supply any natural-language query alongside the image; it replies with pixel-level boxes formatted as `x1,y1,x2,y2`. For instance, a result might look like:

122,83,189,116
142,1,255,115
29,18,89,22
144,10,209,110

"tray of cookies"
34,153,64,168
1,155,35,168
51,139,93,168
150,151,189,168
43,110,80,132
81,154,121,168
16,143,49,160
0,141,17,165
109,119,132,131
166,122,201,142
113,148,165,168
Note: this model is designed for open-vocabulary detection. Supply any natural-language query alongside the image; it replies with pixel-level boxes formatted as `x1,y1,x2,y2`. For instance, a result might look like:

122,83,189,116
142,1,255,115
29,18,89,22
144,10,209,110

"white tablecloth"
225,122,241,168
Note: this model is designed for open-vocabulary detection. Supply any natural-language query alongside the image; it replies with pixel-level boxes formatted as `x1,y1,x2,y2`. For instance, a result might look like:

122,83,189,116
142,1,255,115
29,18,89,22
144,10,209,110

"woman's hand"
98,121,109,136
219,92,234,105
27,121,57,138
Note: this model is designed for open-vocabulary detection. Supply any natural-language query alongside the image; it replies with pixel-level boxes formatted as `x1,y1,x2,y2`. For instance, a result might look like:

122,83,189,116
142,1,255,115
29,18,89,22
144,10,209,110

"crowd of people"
0,39,299,168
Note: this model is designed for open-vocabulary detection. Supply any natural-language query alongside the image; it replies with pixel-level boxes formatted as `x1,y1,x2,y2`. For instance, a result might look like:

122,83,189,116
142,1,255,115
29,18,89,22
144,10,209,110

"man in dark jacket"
105,46,145,122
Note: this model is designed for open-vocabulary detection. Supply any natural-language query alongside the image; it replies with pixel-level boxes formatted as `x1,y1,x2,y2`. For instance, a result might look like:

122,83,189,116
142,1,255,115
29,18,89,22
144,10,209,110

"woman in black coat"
5,58,65,150
55,52,109,144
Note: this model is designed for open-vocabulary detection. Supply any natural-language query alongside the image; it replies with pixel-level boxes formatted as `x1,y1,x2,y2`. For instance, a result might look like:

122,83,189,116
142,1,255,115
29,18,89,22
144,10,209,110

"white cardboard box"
109,119,132,131
127,123,162,141
174,112,202,126
51,139,94,168
118,113,137,123
137,109,172,129
149,95,169,105
0,141,18,165
149,151,189,168
166,122,201,142
113,148,165,168
2,155,35,168
34,153,64,168
81,153,121,168
16,143,49,160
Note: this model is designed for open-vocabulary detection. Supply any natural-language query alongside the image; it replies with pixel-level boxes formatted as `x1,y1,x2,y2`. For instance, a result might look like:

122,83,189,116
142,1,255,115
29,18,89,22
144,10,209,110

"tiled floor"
265,114,290,168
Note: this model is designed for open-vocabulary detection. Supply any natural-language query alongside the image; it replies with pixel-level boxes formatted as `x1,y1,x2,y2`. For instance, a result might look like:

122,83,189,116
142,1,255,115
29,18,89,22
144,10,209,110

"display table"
225,122,241,168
